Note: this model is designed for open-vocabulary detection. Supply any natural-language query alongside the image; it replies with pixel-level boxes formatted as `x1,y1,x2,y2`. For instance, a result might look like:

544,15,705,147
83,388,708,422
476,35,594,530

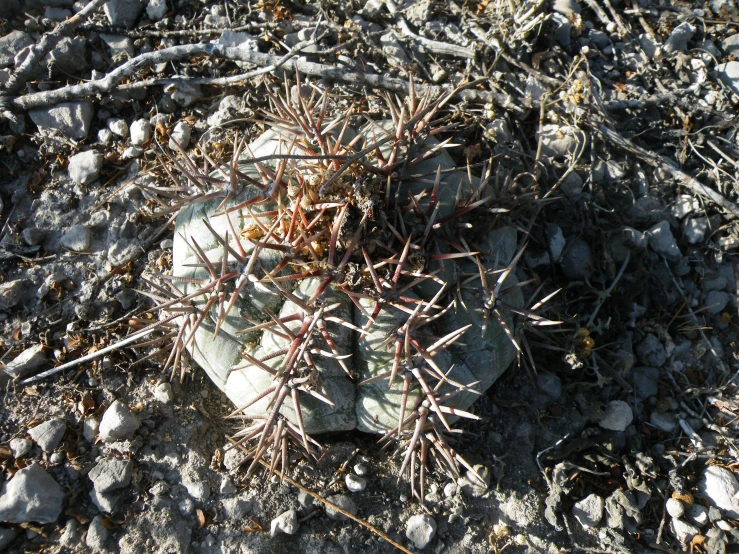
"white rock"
354,463,368,476
672,517,700,543
687,503,709,526
345,473,367,492
666,498,685,518
97,128,113,144
599,400,633,431
168,121,191,150
219,477,236,495
61,225,92,252
68,150,103,185
698,466,739,518
0,465,64,524
663,22,695,54
152,382,174,403
28,419,66,453
9,438,32,459
107,118,129,138
183,476,209,502
718,61,739,95
146,0,167,20
83,417,99,443
406,514,437,549
129,119,151,146
647,221,681,260
573,493,604,528
684,217,709,244
99,400,140,442
0,282,23,311
4,345,46,378
270,509,299,537
85,515,108,550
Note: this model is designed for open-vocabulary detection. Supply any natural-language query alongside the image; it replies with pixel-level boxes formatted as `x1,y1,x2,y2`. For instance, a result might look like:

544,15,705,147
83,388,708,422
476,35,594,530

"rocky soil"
2,0,739,553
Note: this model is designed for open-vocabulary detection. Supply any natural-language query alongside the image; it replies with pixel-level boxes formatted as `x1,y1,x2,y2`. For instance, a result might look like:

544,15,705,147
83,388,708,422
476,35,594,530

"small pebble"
129,119,152,146
406,514,437,549
67,151,103,185
687,503,709,526
61,225,91,252
3,345,46,378
672,517,700,542
9,438,32,459
444,482,457,498
107,118,129,138
599,400,633,431
49,452,65,465
354,463,368,476
168,121,191,149
650,411,677,433
345,473,367,492
325,494,357,521
98,400,140,442
666,498,685,518
270,509,299,537
85,515,108,550
219,477,236,495
152,382,174,404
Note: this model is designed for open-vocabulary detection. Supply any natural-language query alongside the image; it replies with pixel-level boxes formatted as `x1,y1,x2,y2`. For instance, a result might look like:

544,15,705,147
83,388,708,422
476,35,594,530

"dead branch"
597,124,739,219
7,43,520,113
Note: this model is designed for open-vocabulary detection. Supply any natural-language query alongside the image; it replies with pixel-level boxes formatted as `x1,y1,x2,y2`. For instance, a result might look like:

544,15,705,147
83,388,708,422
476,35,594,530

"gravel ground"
3,0,739,553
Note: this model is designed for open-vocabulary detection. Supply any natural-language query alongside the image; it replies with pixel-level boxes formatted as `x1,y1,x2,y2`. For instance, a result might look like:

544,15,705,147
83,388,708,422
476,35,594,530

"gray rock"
647,221,681,260
219,477,236,495
270,509,299,537
672,517,700,543
650,411,676,433
636,334,666,367
68,150,103,185
360,0,385,18
183,475,209,502
717,62,739,96
538,124,587,159
459,465,490,498
0,527,17,550
220,496,251,519
0,465,64,524
298,489,316,513
4,345,46,378
666,498,685,519
705,291,730,314
89,489,118,513
599,400,633,431
405,0,432,27
663,22,695,54
553,0,580,14
28,419,66,452
537,373,562,400
560,237,593,280
168,121,191,150
687,503,709,526
590,30,610,50
115,288,136,310
47,36,88,75
99,400,140,442
0,31,33,68
485,119,512,142
698,466,739,518
723,33,739,57
639,33,661,59
632,366,659,399
45,6,71,20
0,279,24,311
146,0,167,20
547,224,566,262
86,515,108,550
711,0,739,16
685,217,709,244
22,227,44,246
345,473,367,492
130,119,151,146
30,101,94,140
406,514,437,549
9,438,32,459
152,382,174,403
103,0,144,28
573,494,604,528
100,34,134,59
88,459,132,493
61,225,92,252
380,32,410,66
325,494,357,521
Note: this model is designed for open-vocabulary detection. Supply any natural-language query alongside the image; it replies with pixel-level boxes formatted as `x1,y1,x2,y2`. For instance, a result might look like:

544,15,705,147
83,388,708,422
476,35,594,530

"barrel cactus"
148,80,537,487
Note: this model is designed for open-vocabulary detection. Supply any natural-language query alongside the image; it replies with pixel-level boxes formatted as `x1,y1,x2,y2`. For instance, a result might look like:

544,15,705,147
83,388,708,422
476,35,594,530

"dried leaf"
196,509,206,528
